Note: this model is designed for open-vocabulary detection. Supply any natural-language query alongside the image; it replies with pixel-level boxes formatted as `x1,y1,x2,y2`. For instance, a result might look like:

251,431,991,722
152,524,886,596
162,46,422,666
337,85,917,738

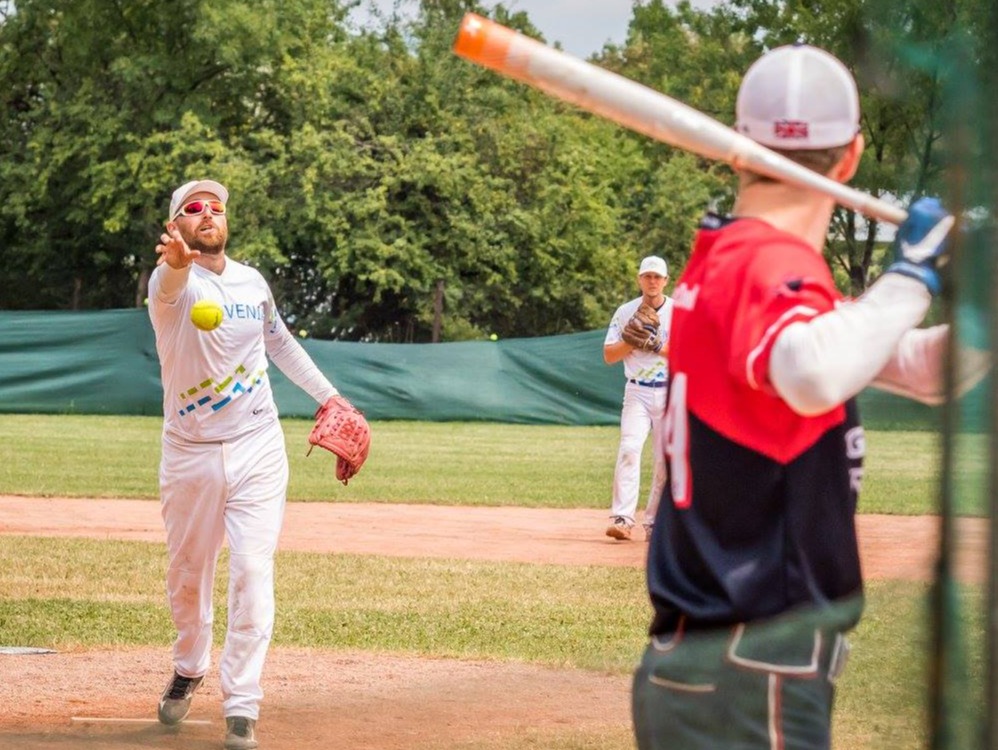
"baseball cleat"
605,517,633,541
157,671,204,725
224,716,259,750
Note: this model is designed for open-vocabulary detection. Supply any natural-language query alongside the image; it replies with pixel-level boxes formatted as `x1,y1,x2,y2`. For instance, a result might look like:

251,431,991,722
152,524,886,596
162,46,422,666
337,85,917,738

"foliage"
0,0,990,329
728,0,989,294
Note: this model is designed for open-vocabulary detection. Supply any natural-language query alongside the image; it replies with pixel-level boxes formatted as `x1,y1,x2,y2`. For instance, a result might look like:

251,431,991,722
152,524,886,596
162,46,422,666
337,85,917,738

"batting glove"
886,197,955,296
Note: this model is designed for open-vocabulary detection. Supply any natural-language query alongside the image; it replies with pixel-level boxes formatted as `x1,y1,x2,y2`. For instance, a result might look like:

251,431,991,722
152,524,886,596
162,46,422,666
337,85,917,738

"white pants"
159,418,289,720
610,382,667,527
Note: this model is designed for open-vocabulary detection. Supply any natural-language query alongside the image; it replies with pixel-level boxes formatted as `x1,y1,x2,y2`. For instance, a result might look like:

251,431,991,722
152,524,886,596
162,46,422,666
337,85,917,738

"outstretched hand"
155,222,201,269
886,197,955,296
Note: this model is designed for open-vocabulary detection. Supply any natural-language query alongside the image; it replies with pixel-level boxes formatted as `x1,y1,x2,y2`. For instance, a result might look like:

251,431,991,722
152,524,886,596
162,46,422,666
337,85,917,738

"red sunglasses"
178,199,226,217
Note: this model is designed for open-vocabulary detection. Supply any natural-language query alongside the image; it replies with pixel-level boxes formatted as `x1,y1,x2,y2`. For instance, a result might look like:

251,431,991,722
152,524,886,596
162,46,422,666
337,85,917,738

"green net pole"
929,204,962,750
929,17,989,749
987,232,998,750
986,0,998,746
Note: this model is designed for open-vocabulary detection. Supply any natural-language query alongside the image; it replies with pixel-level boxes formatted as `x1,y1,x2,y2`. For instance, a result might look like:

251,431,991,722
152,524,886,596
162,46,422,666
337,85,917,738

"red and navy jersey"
647,214,864,635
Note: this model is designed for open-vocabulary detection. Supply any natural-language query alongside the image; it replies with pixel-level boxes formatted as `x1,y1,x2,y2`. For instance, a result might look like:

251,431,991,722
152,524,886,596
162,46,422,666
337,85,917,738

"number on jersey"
663,372,691,508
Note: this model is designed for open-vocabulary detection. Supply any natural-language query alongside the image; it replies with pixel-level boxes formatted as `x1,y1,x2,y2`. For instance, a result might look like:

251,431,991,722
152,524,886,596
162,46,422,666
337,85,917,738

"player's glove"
307,395,371,485
621,302,663,353
885,197,955,296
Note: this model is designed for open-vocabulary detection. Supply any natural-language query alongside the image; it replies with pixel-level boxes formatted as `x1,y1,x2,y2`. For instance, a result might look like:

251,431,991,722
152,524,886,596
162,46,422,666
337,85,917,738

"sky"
350,1,719,60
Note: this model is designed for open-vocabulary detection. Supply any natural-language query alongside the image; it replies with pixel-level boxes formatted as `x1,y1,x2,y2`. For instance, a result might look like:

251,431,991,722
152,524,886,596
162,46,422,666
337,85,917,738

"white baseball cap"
169,179,229,219
639,256,668,276
735,44,860,150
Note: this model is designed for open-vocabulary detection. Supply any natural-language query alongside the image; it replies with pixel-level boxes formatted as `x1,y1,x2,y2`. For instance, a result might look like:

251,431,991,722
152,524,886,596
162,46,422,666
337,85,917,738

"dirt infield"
0,496,987,749
0,496,987,580
2,647,628,750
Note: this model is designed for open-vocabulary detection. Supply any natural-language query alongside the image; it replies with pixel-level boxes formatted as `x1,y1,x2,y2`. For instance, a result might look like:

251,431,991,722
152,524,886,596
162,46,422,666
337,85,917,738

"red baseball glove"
307,395,371,485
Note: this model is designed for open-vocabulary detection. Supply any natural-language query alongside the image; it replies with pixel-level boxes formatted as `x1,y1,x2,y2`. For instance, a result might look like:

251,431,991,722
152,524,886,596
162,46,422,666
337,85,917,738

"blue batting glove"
885,197,955,296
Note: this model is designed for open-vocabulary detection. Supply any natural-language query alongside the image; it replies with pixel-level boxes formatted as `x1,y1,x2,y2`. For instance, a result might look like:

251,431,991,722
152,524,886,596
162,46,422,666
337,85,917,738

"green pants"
632,617,851,750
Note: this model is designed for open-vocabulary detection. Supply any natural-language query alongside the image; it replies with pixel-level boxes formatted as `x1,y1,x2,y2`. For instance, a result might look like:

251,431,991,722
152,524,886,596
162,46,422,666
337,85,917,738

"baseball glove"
307,395,371,485
621,302,662,352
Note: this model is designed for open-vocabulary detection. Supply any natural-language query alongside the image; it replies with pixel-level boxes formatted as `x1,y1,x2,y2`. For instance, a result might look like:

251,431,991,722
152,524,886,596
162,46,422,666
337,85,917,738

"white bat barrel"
455,13,907,226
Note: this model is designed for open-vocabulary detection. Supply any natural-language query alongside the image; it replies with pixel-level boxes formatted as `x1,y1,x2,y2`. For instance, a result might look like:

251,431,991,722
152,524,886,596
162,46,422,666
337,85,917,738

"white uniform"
148,259,336,720
604,296,674,529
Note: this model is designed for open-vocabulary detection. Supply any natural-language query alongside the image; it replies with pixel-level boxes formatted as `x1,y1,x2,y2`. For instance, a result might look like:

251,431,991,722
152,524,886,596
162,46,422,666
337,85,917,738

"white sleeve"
150,264,191,304
265,322,339,405
872,325,991,404
769,274,933,416
604,305,626,346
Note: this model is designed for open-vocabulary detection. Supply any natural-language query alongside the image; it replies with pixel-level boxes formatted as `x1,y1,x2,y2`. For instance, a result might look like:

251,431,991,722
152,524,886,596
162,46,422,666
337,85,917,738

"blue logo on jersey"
224,303,264,320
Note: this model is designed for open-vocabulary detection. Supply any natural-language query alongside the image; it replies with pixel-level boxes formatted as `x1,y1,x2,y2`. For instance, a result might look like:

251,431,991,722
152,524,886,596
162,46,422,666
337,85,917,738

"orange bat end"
452,12,517,72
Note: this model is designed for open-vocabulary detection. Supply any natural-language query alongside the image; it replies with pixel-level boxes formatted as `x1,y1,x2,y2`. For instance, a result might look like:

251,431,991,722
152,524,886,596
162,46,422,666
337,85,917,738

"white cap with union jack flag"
735,43,860,150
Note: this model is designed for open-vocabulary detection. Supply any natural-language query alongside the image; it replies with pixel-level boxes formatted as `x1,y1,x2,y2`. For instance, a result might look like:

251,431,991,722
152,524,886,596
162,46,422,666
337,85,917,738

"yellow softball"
190,299,224,332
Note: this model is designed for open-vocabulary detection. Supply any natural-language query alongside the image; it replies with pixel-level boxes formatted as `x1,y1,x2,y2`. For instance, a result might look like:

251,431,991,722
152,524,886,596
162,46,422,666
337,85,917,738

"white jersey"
604,296,674,383
148,260,284,443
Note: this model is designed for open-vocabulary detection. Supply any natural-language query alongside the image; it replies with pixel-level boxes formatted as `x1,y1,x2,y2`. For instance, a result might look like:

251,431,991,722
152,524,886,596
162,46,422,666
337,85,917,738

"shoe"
605,517,633,540
224,716,259,750
157,671,204,725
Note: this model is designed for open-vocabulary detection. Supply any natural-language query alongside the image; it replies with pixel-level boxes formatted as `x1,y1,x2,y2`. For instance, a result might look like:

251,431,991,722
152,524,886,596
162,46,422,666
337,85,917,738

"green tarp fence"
0,309,974,428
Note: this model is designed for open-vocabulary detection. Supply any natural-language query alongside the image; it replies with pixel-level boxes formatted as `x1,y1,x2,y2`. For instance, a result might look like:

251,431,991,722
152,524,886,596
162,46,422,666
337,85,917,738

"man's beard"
182,223,228,255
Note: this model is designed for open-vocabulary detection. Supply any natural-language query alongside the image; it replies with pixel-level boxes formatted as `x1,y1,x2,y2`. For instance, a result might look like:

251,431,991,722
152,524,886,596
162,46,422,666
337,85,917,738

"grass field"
0,414,989,749
0,413,986,514
0,536,985,750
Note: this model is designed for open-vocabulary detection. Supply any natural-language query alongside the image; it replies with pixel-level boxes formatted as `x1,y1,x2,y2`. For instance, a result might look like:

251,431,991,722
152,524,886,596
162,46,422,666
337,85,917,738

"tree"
3,0,988,331
728,0,987,294
264,1,661,341
595,0,757,270
0,0,355,310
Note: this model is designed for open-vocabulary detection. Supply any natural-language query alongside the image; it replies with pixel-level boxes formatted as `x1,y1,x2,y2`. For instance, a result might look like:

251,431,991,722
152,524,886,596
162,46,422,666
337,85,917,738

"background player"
148,179,345,750
631,45,983,749
602,256,673,541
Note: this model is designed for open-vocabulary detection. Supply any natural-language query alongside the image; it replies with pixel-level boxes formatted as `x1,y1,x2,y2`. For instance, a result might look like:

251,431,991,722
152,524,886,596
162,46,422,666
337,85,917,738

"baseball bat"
453,13,908,226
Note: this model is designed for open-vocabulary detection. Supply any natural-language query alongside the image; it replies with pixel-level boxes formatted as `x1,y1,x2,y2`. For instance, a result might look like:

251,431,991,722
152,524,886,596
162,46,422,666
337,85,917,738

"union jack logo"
773,120,809,139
